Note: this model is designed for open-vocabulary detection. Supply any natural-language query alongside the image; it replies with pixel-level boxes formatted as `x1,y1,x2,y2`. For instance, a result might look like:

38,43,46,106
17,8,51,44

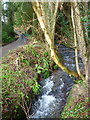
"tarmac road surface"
0,33,27,58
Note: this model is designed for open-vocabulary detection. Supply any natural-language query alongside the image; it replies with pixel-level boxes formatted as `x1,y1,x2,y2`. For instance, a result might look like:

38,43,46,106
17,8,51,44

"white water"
30,78,56,118
29,45,83,119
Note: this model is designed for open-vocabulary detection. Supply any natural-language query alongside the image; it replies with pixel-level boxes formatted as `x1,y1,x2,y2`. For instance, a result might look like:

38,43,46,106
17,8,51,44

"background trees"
2,1,90,119
14,2,37,34
2,2,37,45
2,1,90,80
2,2,16,45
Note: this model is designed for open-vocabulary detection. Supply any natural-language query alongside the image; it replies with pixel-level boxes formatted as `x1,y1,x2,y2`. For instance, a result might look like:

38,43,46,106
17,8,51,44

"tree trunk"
71,3,84,80
32,2,79,78
71,1,90,82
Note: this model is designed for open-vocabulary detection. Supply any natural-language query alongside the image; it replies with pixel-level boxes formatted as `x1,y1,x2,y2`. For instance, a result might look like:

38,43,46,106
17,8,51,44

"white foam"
43,78,54,94
31,78,56,118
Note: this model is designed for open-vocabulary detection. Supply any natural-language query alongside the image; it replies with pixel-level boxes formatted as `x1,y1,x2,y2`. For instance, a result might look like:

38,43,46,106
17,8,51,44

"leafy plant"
35,64,43,74
2,31,13,44
2,40,53,119
31,81,40,93
54,64,58,69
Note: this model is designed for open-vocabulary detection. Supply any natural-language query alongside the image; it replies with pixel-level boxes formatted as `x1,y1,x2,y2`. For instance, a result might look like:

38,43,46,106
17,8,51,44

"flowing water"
29,45,83,118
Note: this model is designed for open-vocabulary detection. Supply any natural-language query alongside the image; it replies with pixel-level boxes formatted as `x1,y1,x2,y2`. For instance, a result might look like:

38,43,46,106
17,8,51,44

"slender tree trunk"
72,1,90,82
71,3,84,80
32,2,79,78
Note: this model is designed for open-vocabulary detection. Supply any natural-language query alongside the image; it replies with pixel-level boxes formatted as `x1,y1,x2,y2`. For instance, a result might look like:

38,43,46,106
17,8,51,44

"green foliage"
53,64,58,69
2,22,15,45
26,47,51,79
80,4,90,42
2,58,40,119
31,49,39,58
14,2,34,26
35,56,50,78
2,2,18,45
2,41,53,119
60,82,89,118
15,12,22,26
61,97,90,118
2,65,37,97
81,16,88,22
31,81,40,93
35,64,43,74
56,12,73,41
74,79,83,84
44,51,48,56
2,31,13,44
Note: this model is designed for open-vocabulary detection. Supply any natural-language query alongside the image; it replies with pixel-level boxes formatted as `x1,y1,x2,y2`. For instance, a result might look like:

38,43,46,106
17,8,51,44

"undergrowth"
1,39,56,119
60,83,90,118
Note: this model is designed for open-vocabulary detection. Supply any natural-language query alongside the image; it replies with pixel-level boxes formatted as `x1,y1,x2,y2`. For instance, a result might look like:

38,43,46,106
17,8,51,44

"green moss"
60,83,89,118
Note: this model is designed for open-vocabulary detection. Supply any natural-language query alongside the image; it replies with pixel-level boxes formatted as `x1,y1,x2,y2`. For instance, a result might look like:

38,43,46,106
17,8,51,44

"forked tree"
32,0,90,83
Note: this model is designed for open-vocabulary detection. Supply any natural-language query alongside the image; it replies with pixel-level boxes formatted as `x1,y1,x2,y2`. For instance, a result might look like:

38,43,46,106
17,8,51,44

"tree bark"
32,2,79,78
71,3,85,80
71,1,90,82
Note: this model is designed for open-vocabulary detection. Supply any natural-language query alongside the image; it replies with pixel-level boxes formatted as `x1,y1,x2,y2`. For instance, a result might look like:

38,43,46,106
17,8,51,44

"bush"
1,40,55,119
2,31,13,44
2,22,15,45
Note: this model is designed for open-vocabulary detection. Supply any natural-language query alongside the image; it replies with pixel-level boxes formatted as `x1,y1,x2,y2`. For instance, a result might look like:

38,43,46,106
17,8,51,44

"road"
0,33,27,58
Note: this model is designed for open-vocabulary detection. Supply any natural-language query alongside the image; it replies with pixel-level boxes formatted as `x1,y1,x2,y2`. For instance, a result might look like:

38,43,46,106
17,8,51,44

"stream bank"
29,45,84,118
2,39,54,120
2,38,89,119
61,83,89,118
